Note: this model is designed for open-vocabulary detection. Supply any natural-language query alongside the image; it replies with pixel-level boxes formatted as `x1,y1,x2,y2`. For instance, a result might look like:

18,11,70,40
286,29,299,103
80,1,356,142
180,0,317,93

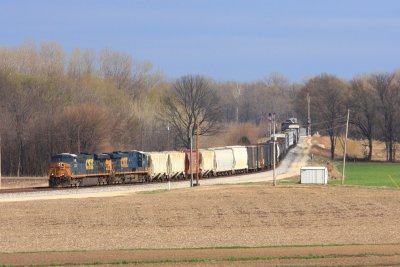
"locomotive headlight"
58,162,61,167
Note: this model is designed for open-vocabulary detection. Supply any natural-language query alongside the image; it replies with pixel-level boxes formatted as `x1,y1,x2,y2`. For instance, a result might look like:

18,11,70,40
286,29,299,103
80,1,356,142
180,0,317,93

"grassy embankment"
281,160,400,189
331,162,400,188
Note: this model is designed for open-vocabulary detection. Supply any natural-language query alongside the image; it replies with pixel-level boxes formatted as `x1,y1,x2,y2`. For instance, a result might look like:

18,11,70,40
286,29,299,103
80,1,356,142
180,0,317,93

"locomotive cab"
48,153,77,187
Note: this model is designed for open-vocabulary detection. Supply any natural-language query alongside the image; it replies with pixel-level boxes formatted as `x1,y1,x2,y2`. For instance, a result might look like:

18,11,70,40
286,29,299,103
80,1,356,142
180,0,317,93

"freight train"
48,120,301,187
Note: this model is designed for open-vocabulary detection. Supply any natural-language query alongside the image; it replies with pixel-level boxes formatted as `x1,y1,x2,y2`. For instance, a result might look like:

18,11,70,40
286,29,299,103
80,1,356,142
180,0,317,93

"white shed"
300,166,328,184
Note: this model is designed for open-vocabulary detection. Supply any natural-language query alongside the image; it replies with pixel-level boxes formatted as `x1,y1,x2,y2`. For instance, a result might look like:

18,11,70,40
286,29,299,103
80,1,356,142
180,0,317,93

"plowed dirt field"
1,184,399,266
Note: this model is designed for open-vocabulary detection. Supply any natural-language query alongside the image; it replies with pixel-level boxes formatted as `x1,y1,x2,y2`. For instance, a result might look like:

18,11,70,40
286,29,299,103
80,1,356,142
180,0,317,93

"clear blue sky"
1,0,400,82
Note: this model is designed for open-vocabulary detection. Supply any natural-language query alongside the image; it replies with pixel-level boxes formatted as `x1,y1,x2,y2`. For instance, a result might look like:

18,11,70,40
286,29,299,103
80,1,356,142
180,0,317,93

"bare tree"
0,42,174,176
214,82,238,122
39,42,65,77
67,48,95,79
264,72,289,97
55,105,111,153
349,76,378,160
370,73,399,162
0,74,42,176
100,49,132,90
12,42,38,75
129,61,163,96
263,73,296,119
232,82,241,122
299,74,347,159
161,75,221,148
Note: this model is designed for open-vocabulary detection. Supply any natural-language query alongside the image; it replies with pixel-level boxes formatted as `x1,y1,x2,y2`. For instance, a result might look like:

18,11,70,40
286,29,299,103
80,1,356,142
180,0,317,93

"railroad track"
0,186,70,194
0,166,275,195
0,135,307,196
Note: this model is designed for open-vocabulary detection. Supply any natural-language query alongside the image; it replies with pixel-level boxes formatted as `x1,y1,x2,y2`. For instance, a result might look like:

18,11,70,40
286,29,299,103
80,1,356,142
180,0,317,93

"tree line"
0,42,297,176
294,72,400,162
2,42,398,177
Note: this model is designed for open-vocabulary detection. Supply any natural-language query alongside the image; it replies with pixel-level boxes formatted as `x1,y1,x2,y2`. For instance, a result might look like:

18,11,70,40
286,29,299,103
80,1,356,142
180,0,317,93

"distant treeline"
1,42,398,176
294,72,400,162
0,42,298,176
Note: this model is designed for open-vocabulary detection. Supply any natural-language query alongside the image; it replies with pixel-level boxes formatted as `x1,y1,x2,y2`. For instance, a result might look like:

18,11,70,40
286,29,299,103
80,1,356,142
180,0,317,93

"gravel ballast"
0,136,310,203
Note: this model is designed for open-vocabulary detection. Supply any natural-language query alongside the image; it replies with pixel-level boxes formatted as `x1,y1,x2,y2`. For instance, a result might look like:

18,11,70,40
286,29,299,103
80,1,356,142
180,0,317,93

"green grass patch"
5,252,400,267
332,162,400,188
279,176,300,184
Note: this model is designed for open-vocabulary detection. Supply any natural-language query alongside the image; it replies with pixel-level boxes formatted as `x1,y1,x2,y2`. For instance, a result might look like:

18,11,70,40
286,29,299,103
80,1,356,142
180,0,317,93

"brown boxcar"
183,150,201,178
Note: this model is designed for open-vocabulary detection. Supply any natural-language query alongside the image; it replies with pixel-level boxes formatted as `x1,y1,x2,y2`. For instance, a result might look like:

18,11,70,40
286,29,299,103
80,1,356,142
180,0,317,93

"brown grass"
0,177,48,189
201,122,265,148
311,134,397,161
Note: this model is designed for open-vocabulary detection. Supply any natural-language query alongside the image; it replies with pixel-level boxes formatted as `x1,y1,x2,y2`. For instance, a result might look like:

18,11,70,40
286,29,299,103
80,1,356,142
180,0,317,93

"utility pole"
236,104,239,123
307,93,311,136
190,132,193,187
233,83,241,123
167,122,170,150
268,113,272,137
195,119,200,186
77,126,81,154
342,109,350,185
272,113,276,186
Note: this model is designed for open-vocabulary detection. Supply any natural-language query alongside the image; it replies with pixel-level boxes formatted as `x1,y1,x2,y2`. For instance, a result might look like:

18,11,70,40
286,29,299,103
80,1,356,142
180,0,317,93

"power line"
312,123,347,133
302,115,348,128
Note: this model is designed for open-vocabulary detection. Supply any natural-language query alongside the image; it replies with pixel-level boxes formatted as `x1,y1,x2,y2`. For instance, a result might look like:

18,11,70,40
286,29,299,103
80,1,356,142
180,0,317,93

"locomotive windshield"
51,154,76,163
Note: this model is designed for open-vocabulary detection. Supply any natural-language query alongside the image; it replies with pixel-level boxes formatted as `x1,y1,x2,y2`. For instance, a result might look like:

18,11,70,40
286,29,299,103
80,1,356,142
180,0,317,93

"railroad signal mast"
269,113,277,187
195,120,200,186
273,113,276,186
